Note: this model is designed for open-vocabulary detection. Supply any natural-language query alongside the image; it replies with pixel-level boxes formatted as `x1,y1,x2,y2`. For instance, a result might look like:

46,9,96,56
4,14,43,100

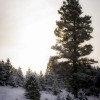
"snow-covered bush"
78,89,88,100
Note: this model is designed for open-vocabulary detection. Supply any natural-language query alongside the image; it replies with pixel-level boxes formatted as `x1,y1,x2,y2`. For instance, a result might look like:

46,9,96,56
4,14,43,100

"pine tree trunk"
73,20,78,97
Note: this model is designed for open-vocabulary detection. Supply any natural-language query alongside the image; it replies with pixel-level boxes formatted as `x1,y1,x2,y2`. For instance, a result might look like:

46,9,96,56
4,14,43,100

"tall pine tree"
52,0,97,97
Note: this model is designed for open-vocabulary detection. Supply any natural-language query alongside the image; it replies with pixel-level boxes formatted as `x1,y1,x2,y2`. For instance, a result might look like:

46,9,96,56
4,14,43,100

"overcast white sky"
0,0,100,74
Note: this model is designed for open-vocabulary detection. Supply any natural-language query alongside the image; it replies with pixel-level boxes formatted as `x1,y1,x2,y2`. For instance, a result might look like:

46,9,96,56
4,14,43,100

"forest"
0,0,100,100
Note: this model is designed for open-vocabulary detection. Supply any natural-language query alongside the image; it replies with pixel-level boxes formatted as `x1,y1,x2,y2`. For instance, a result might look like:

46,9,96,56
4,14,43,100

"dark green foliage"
25,68,33,82
45,67,60,93
95,71,100,88
0,59,13,85
39,71,45,90
0,58,25,87
0,61,6,85
25,76,40,100
9,68,18,87
17,67,24,86
9,67,24,87
50,0,97,97
45,56,66,90
5,59,13,84
25,68,40,87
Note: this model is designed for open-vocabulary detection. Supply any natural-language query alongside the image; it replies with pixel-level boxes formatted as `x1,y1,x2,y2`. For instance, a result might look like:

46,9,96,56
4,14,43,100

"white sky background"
0,0,100,74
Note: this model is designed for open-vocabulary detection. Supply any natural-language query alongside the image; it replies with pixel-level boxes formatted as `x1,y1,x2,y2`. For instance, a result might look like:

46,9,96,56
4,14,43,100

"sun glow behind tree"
0,0,99,74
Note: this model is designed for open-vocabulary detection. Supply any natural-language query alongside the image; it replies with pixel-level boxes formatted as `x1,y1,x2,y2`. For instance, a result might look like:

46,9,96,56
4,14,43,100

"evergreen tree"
25,68,39,87
0,59,24,87
52,73,59,95
0,59,13,85
9,67,24,87
52,0,97,97
17,67,24,86
5,58,13,85
0,61,6,85
8,67,18,87
45,61,58,91
25,76,40,100
46,56,67,89
25,68,33,86
26,68,33,80
39,71,45,90
45,68,60,93
45,70,54,91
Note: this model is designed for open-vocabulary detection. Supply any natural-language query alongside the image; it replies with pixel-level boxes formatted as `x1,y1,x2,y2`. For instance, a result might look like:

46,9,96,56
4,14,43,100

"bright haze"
0,0,100,74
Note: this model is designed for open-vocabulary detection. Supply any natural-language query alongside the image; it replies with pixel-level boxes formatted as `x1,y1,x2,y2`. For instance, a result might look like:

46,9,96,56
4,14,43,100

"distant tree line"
0,58,24,87
0,58,100,96
0,59,42,100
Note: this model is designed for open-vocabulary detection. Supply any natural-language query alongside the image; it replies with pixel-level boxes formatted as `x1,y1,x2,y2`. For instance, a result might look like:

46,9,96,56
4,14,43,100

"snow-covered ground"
0,86,99,100
0,86,57,100
0,86,27,100
40,91,57,100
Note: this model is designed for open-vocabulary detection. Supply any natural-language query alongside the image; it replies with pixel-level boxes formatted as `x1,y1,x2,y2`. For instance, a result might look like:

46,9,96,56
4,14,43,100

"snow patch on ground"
87,96,99,100
40,91,57,100
59,89,74,100
0,86,28,100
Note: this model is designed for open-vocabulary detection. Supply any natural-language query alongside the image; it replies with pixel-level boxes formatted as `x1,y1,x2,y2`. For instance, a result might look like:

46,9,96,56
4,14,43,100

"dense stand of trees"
0,58,100,99
0,59,25,87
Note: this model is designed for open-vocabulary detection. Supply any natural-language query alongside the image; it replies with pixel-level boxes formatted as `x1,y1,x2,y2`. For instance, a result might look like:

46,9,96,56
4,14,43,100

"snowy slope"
0,86,57,100
0,86,28,100
0,86,99,100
